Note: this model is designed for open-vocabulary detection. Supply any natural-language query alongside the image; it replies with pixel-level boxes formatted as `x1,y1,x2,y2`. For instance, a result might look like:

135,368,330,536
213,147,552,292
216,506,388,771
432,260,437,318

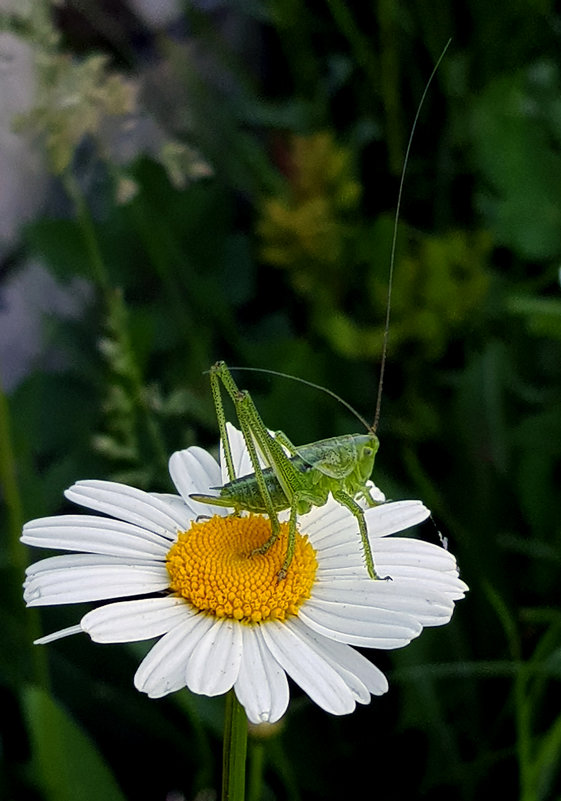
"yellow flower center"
166,514,318,624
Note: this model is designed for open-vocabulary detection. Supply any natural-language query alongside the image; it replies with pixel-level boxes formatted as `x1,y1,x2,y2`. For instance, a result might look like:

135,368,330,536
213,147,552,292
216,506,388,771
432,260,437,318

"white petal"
261,620,358,716
135,613,214,698
375,536,458,569
185,618,243,696
365,481,386,504
289,617,388,698
312,581,455,627
169,447,221,508
23,554,168,605
303,499,429,551
383,571,467,602
364,500,430,539
22,515,171,558
81,597,188,642
222,423,255,480
379,550,467,593
376,542,467,595
303,501,355,547
65,480,188,537
315,550,367,576
235,626,289,724
298,596,422,648
317,539,454,578
290,626,369,702
317,565,376,580
314,636,388,696
34,625,83,644
150,492,194,519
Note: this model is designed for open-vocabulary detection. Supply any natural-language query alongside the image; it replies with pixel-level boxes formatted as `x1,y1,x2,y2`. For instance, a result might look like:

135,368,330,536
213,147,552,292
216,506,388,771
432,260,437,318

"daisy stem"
222,690,248,801
247,740,266,801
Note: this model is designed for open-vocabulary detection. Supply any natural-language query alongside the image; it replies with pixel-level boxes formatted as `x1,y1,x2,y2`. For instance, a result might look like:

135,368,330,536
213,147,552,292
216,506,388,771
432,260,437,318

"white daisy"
22,425,467,724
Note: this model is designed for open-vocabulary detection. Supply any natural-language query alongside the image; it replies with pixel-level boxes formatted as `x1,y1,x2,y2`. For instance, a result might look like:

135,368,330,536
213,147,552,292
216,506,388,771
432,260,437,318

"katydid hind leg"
209,362,283,542
251,499,299,582
272,430,299,456
209,362,324,578
214,362,300,493
210,363,237,483
232,389,284,542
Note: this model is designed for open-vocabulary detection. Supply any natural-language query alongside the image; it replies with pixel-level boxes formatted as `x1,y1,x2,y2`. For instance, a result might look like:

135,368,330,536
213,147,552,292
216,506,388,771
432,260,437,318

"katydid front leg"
331,490,390,581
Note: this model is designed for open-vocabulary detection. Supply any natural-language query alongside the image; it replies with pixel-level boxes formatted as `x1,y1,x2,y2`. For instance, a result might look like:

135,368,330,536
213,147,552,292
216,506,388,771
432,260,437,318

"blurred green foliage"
2,2,561,800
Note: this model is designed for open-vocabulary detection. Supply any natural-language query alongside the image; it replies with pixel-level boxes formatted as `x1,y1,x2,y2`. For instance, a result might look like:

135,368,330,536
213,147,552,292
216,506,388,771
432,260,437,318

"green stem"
0,375,49,688
222,690,248,801
325,0,379,87
106,290,170,475
63,172,111,294
485,583,532,798
377,0,403,175
268,0,320,101
516,663,533,801
247,740,265,801
0,375,24,567
64,173,169,475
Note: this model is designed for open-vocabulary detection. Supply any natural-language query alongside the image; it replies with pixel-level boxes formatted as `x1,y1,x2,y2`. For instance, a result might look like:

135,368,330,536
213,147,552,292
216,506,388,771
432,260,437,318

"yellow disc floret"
166,514,318,623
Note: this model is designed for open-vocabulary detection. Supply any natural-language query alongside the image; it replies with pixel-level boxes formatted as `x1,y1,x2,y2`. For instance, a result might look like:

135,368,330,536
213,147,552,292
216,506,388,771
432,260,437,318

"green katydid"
190,360,384,580
191,42,450,580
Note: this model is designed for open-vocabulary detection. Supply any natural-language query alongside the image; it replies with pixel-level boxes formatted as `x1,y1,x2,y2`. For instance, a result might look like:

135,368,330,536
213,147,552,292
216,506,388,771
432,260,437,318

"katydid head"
356,433,380,483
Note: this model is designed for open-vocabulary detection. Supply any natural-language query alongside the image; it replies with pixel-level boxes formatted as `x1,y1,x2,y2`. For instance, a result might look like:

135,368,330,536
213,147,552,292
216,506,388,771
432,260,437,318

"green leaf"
472,63,561,260
23,685,127,801
507,294,561,339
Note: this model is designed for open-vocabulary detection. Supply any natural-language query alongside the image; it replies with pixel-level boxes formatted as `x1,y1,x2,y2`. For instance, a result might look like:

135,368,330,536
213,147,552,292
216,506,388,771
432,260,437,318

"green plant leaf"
472,63,561,260
23,685,127,801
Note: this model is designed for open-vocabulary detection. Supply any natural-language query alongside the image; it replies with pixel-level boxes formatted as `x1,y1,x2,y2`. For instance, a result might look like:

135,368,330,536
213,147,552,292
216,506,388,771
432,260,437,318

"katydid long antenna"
372,38,452,433
222,42,452,439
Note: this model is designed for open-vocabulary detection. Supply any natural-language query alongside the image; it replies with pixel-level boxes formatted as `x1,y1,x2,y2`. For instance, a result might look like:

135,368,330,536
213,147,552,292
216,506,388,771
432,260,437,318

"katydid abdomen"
191,457,310,513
